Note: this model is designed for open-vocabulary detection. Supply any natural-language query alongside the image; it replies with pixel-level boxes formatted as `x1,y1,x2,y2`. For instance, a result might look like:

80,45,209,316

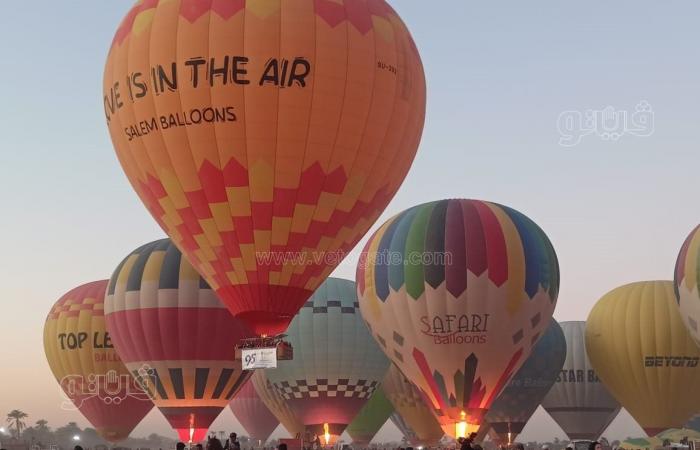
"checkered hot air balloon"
265,277,390,444
104,239,252,443
484,319,566,445
43,281,153,443
357,199,560,436
250,370,304,438
103,0,426,337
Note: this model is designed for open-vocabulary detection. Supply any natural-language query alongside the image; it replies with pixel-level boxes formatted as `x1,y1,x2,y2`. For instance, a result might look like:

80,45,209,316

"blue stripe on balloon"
374,215,404,302
388,206,420,293
500,205,543,299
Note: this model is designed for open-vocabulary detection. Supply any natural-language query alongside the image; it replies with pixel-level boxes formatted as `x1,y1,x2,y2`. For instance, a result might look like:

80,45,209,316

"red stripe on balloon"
473,202,508,287
412,348,448,412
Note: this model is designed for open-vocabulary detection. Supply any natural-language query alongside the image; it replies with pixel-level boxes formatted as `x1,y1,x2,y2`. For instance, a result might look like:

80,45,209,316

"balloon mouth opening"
236,311,293,336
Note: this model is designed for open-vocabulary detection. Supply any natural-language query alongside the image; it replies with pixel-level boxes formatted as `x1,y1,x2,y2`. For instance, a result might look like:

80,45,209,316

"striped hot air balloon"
104,239,251,443
229,379,279,444
103,0,426,337
675,225,700,346
43,280,153,443
346,387,394,446
382,364,443,447
266,278,390,444
358,199,560,436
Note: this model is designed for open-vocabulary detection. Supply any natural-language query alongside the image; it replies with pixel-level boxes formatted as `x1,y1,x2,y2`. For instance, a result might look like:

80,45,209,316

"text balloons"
266,278,390,443
229,379,279,444
44,280,153,443
586,281,700,436
541,321,620,441
358,199,559,434
103,0,426,337
675,225,700,345
104,239,251,442
485,319,566,444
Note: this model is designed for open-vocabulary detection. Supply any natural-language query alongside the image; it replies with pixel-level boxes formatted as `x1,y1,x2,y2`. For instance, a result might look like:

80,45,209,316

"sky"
1,0,698,444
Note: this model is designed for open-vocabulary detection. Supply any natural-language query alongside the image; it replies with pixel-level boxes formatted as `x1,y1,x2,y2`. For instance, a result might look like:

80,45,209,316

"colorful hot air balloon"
265,278,390,444
485,319,566,445
586,281,700,436
357,199,560,436
382,364,444,446
103,0,426,337
104,239,252,443
675,225,700,345
251,370,304,438
346,387,394,446
43,280,153,443
541,321,620,441
229,379,279,444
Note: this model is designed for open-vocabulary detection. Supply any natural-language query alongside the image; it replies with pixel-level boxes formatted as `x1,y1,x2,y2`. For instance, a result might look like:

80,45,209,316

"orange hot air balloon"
103,0,426,337
43,281,153,443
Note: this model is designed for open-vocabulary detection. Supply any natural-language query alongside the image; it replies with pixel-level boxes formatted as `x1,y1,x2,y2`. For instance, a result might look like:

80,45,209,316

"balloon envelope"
103,0,426,337
266,277,390,441
229,379,279,444
586,281,700,436
675,225,700,346
251,370,304,438
357,199,559,432
105,239,251,442
346,387,394,446
43,280,153,443
382,364,444,446
541,321,620,441
485,319,566,444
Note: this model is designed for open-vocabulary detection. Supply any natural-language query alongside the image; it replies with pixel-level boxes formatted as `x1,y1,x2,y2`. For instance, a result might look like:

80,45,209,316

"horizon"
1,0,698,445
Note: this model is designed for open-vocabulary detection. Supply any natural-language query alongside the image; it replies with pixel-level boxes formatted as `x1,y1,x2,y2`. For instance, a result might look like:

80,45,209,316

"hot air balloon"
382,364,444,446
43,280,153,443
104,239,251,443
541,321,620,441
485,319,566,445
103,0,426,338
586,281,700,436
251,370,304,438
675,225,700,346
357,199,560,436
265,278,390,444
346,387,394,446
229,379,279,445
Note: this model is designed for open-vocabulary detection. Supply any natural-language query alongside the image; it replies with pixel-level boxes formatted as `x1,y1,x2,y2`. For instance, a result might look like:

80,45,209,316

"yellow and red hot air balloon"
586,281,700,436
44,280,153,443
104,239,252,443
358,199,560,436
103,0,426,337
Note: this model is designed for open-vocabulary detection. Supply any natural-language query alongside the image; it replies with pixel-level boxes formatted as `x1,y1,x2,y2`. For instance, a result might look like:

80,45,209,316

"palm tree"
6,410,28,439
34,420,49,432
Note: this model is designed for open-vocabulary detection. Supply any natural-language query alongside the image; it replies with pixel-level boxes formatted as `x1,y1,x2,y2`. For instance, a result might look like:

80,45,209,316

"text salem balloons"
485,319,566,445
104,239,252,443
357,199,559,435
43,280,153,443
541,321,620,441
229,379,279,444
266,278,390,443
103,0,426,337
675,225,700,345
586,281,700,436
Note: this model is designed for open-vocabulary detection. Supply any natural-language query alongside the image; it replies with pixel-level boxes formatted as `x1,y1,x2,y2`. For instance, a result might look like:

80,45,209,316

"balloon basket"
234,334,293,361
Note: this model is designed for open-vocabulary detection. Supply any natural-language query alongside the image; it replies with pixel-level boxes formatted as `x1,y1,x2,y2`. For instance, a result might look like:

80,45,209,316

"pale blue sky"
1,0,698,443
